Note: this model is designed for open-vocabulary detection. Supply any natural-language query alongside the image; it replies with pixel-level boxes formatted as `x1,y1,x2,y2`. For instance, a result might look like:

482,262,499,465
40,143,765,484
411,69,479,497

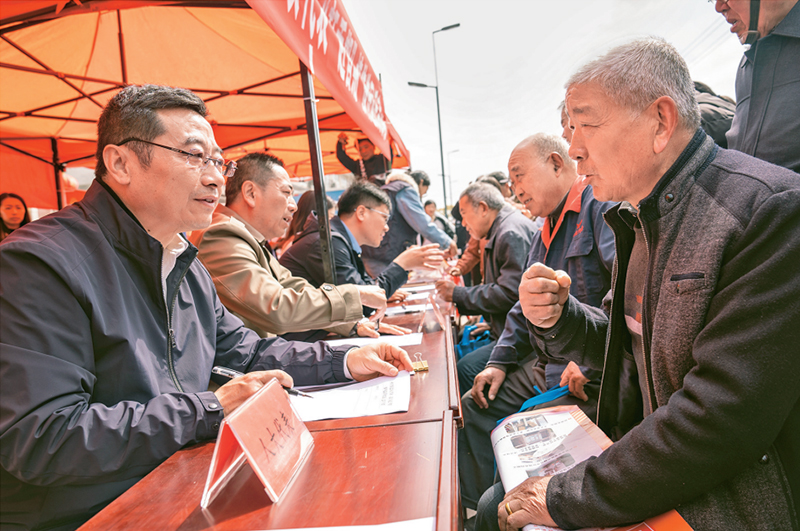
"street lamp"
447,148,459,212
408,22,459,218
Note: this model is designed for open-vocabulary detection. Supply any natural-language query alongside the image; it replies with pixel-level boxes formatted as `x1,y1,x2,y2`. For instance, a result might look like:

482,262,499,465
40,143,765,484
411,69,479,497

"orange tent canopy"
0,0,410,208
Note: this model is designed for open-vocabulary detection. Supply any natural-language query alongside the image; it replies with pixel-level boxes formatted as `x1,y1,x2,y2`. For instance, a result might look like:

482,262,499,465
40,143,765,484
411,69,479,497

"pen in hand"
211,366,314,398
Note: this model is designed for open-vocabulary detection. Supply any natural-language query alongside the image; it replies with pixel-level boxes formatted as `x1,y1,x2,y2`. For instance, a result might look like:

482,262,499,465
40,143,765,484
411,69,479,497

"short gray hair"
517,133,575,170
566,37,700,131
460,182,505,212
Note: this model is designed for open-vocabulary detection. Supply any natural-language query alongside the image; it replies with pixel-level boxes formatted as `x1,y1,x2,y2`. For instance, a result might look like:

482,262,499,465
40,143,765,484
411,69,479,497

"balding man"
480,37,800,531
436,183,537,395
190,153,390,341
458,133,615,514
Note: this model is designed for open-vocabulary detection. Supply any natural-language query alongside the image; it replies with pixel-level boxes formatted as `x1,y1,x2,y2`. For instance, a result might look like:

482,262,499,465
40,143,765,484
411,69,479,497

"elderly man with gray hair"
436,182,536,396
478,37,800,531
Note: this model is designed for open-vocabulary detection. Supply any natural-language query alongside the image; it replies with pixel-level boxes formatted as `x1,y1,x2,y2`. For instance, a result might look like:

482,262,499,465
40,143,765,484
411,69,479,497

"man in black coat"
280,182,443,303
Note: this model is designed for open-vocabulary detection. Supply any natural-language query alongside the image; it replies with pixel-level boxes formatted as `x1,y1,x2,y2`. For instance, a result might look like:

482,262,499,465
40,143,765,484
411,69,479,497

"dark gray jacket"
727,0,800,172
533,132,800,530
279,214,408,299
0,181,352,531
452,205,536,339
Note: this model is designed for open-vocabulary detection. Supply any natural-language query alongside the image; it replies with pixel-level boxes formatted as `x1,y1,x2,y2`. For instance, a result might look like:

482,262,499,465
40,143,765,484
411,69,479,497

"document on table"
384,303,431,316
404,291,432,301
259,516,435,531
289,371,411,422
323,333,423,348
403,283,435,293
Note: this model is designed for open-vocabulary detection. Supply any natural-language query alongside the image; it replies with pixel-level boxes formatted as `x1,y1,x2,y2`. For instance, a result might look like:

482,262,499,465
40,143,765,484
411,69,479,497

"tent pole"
299,60,336,285
51,137,63,210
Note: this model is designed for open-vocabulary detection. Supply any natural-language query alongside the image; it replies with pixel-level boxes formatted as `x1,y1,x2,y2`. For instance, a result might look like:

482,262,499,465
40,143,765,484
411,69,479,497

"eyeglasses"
366,206,390,221
118,137,237,178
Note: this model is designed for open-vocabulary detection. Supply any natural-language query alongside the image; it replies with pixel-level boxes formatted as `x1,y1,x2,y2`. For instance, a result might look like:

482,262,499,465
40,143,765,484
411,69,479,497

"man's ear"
241,181,259,208
102,144,134,186
355,204,369,222
548,152,564,177
651,96,680,155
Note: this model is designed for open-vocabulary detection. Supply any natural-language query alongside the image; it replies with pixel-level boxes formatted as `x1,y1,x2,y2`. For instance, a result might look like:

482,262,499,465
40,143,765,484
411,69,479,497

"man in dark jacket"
480,37,799,531
360,170,456,277
0,85,413,531
280,182,443,302
714,0,800,172
435,183,537,394
336,132,391,181
458,133,615,512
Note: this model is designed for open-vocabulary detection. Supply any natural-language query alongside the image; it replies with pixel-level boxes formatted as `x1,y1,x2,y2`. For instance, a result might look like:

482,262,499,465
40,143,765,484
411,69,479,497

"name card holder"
428,292,447,330
201,378,314,508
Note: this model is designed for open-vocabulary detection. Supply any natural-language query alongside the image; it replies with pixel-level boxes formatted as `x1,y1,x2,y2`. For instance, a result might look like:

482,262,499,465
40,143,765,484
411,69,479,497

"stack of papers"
384,304,431,316
289,371,412,422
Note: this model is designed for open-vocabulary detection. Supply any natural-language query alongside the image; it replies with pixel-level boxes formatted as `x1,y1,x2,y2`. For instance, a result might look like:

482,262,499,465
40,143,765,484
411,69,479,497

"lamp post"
447,148,459,211
408,22,459,218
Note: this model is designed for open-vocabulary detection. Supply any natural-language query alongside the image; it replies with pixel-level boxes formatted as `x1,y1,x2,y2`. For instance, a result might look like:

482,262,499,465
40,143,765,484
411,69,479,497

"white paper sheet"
404,291,432,301
289,371,412,421
384,303,431,316
402,283,435,292
259,516,435,531
323,333,423,348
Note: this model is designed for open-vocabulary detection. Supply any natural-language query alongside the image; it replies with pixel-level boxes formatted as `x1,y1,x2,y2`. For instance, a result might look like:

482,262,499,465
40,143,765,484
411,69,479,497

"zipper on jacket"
595,253,617,420
638,219,657,416
165,264,190,394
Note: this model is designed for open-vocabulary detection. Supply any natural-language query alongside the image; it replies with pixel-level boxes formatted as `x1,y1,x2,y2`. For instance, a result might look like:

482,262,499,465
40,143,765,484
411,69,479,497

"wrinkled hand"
470,322,491,337
394,244,445,271
388,289,410,303
499,476,556,530
215,370,294,416
435,279,456,302
471,366,507,409
519,263,571,329
560,361,590,401
356,320,411,337
446,241,458,259
356,285,387,313
346,343,414,381
449,266,462,277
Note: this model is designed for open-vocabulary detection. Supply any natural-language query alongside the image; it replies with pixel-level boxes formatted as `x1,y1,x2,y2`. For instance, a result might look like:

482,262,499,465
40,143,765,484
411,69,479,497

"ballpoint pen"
211,366,314,398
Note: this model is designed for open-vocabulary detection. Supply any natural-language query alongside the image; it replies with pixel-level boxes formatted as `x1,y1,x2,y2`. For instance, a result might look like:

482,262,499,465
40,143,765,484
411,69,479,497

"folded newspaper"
491,405,691,531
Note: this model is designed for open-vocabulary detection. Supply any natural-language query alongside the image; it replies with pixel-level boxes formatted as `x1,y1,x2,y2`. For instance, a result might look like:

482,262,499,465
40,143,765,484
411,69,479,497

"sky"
342,0,745,210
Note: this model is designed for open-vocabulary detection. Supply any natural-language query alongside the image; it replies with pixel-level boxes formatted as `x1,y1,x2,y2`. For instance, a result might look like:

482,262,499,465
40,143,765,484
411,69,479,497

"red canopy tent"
0,0,410,210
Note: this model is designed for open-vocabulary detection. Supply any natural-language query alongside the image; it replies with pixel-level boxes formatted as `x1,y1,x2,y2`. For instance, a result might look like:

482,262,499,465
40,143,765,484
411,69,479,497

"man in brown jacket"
191,153,399,340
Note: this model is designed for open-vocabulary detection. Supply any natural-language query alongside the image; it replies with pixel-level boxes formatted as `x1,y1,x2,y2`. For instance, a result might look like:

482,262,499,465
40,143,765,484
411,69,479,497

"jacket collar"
483,204,516,250
84,180,174,268
770,0,800,38
607,130,717,227
541,178,587,250
638,129,717,223
214,204,267,243
330,215,360,254
743,1,800,62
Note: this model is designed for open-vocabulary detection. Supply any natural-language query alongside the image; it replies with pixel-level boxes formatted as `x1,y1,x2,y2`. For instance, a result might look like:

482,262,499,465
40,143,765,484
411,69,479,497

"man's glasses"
118,138,237,178
366,206,390,221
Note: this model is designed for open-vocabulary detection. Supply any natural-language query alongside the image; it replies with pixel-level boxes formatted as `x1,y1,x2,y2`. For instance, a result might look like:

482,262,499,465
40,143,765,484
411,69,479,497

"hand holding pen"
212,366,313,402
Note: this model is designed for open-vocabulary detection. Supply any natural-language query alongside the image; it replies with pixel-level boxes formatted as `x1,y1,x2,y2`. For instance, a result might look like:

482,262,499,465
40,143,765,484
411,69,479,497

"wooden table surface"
79,413,456,531
78,298,464,530
306,311,462,432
